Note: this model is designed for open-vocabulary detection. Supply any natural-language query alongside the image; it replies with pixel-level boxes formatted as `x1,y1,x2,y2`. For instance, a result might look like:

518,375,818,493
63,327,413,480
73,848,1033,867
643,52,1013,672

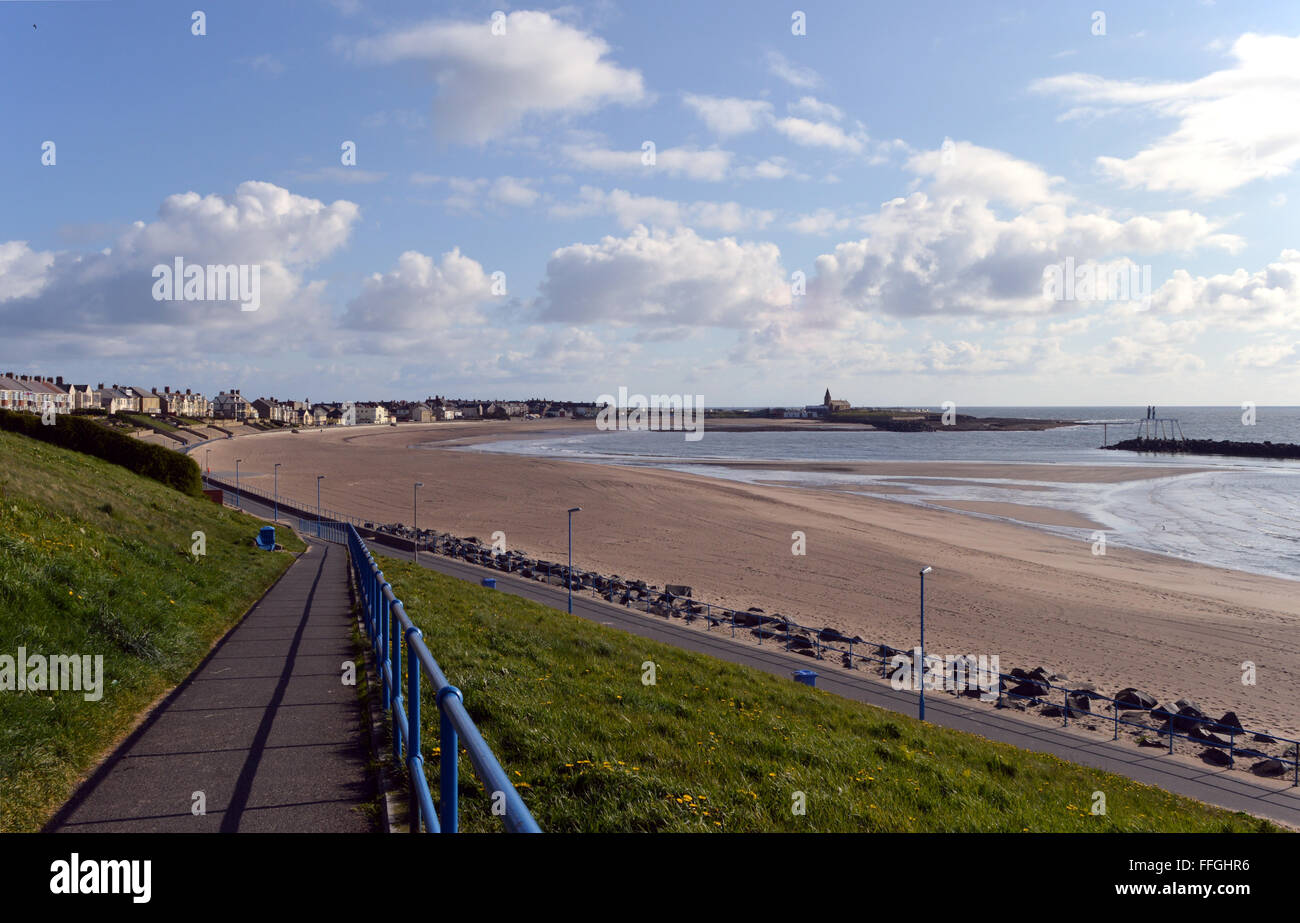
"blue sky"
2,0,1298,405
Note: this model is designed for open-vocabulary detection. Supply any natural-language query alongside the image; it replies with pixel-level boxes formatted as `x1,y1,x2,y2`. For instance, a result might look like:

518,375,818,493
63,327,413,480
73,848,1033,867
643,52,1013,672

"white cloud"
536,225,790,327
341,248,493,338
563,143,734,181
350,11,645,144
0,182,360,354
1033,32,1300,197
1145,249,1300,331
682,94,773,136
767,50,820,88
788,96,844,121
801,143,1240,321
550,186,774,231
774,116,866,153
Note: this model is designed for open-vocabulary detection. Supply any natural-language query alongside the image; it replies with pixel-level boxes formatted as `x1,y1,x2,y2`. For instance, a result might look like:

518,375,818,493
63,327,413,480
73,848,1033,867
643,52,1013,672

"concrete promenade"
48,538,374,833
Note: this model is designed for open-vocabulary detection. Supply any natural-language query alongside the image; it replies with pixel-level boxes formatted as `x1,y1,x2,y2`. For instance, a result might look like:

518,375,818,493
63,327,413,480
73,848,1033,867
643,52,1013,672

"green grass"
373,554,1279,833
0,430,305,831
119,412,180,435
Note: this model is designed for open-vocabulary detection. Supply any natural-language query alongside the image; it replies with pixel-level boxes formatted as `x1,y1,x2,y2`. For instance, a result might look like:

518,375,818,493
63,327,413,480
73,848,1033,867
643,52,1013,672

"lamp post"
919,565,933,721
567,507,582,614
413,482,424,562
316,475,325,538
273,463,281,522
235,458,242,509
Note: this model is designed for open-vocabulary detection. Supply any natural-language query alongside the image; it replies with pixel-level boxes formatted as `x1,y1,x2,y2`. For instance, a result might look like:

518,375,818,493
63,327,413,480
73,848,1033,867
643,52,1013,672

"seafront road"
47,538,374,833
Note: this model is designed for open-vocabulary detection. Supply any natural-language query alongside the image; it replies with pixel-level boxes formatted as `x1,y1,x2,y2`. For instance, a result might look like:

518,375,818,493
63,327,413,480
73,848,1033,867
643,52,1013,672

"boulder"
1114,688,1158,710
1009,679,1050,700
1200,748,1232,767
1250,759,1287,778
1211,711,1244,734
1253,733,1276,744
1066,692,1091,716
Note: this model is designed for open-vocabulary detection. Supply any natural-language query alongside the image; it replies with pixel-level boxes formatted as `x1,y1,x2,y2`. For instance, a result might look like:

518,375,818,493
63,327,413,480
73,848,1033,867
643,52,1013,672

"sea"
462,407,1300,582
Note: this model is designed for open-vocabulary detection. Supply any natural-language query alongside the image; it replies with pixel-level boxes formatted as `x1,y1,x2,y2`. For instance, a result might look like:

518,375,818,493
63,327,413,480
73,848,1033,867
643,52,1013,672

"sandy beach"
203,420,1300,739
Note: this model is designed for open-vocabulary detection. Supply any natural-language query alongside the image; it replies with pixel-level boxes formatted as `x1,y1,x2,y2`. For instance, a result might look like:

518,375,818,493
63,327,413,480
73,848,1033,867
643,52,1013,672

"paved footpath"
49,538,374,833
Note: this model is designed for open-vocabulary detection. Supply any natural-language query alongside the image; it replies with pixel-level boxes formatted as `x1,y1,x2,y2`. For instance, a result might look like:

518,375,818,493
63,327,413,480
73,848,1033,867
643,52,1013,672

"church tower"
824,388,832,406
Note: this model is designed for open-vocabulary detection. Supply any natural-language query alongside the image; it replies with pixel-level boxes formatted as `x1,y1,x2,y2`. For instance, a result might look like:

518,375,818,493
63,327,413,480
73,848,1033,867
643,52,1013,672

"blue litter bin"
256,525,276,551
481,577,496,589
793,670,818,687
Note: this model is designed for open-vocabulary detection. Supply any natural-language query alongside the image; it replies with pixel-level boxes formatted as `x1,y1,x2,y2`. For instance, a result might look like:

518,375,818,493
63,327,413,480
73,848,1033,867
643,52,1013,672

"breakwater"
1104,437,1300,460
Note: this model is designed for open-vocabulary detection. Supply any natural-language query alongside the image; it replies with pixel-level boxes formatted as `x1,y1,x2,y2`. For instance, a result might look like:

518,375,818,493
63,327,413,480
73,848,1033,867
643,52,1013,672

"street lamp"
413,482,424,562
919,565,933,721
316,475,325,538
273,463,281,522
566,507,582,614
235,459,242,509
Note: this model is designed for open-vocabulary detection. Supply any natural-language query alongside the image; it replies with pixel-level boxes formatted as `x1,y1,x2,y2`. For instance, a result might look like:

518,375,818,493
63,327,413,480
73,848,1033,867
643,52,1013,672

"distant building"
354,403,389,424
212,389,255,421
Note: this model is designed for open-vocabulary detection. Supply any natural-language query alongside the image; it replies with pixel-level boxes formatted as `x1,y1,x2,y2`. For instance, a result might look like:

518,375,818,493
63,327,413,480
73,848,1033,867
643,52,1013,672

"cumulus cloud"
0,182,360,356
536,225,790,328
1144,249,1300,331
1032,32,1300,197
800,143,1240,321
349,11,645,144
340,248,494,342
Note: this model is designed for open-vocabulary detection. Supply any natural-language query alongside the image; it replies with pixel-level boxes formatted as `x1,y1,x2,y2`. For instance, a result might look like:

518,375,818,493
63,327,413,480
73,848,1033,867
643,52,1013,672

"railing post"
390,599,403,766
406,626,423,833
379,581,391,711
437,686,462,834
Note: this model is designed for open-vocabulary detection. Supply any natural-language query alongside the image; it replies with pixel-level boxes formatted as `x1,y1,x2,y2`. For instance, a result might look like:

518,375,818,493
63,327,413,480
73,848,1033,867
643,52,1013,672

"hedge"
0,409,204,497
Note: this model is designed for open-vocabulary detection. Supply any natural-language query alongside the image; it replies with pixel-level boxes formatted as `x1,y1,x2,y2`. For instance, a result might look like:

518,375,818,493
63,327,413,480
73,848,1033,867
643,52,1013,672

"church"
803,389,851,416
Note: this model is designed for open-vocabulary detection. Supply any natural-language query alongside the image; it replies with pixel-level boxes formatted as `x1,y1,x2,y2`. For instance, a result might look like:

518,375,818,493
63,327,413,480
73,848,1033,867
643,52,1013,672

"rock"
1211,711,1244,734
1174,698,1203,715
1069,680,1098,693
1137,736,1165,748
1251,759,1286,777
1119,710,1153,728
788,635,813,650
1173,706,1207,733
1066,692,1091,716
794,647,817,659
818,627,849,642
1252,733,1276,744
1040,705,1065,718
1200,748,1232,766
1115,688,1158,710
1009,679,1050,699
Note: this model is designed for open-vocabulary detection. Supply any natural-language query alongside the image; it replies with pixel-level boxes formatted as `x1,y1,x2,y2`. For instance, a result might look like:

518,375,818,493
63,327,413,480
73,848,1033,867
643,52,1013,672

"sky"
1,0,1298,406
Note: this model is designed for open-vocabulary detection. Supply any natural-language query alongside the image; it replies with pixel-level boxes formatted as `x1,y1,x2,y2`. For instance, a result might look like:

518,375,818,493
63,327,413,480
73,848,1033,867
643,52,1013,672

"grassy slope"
0,430,305,832
374,555,1278,833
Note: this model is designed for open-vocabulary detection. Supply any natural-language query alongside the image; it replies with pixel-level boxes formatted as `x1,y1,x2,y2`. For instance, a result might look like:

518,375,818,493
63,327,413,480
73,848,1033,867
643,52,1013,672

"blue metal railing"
346,524,541,833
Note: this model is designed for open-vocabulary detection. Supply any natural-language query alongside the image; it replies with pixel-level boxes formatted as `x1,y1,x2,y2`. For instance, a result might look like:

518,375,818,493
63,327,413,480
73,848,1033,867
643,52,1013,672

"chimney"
56,376,64,385
97,383,104,389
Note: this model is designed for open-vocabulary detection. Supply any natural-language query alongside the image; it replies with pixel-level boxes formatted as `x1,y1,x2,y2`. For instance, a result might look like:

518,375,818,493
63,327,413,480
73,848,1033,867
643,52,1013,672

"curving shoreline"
199,419,1300,739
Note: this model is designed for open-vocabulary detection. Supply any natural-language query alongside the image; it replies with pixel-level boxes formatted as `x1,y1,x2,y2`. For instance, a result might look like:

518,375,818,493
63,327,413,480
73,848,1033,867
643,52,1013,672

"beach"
204,420,1300,739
